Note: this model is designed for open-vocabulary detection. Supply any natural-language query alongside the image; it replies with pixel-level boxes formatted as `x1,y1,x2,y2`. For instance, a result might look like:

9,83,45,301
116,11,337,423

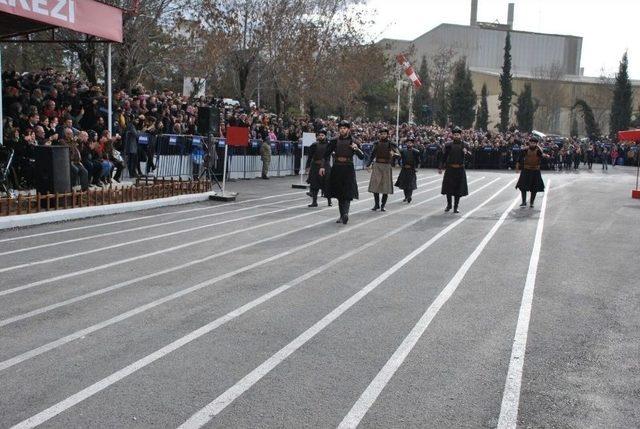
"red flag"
396,54,422,88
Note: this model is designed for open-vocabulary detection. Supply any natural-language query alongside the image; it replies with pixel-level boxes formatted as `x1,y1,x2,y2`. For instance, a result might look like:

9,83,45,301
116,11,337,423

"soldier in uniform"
367,127,399,211
395,137,421,203
439,126,469,213
321,120,364,224
260,136,271,180
305,128,332,207
516,135,548,208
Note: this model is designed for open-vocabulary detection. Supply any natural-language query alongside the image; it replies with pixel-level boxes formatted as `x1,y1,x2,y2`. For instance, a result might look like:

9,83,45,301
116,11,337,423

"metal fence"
127,134,370,181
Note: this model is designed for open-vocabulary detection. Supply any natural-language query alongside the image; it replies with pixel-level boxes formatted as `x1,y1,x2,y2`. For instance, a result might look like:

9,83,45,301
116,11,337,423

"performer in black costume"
367,127,399,212
305,128,332,207
395,137,421,203
439,126,469,213
321,120,364,224
516,135,548,208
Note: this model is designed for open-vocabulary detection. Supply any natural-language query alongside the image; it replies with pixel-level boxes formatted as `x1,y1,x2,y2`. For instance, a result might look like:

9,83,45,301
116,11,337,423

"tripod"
0,147,15,198
198,138,223,193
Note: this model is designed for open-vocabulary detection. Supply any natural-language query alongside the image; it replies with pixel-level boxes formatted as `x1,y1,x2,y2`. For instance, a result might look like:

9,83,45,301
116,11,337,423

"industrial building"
379,0,640,136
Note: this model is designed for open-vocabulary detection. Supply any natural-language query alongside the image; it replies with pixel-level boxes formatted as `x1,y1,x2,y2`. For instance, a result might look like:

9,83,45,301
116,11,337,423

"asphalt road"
0,166,638,429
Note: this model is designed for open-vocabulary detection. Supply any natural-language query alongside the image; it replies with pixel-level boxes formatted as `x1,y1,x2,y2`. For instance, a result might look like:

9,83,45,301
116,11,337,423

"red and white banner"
0,0,123,42
396,54,422,88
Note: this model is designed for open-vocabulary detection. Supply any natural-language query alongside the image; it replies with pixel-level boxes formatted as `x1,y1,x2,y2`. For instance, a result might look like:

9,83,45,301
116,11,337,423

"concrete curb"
0,192,216,230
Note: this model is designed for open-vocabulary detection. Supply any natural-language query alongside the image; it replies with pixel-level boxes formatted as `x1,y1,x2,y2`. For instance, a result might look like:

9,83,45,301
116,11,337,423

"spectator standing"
260,136,271,180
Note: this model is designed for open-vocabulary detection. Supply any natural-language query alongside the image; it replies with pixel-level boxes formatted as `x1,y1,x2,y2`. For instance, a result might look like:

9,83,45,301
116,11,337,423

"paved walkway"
1,167,638,428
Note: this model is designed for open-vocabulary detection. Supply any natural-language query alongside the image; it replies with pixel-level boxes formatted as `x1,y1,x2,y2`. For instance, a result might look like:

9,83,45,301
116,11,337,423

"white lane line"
0,177,378,244
0,196,311,257
0,176,442,297
7,178,497,429
0,177,446,327
1,175,437,256
0,178,467,372
176,179,515,429
0,175,434,276
497,180,551,429
0,191,304,244
337,195,521,429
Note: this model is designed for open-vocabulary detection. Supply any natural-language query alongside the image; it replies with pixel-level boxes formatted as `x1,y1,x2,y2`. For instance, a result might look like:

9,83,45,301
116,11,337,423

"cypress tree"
448,59,476,129
434,83,448,127
476,83,489,131
413,55,433,125
609,52,633,139
515,83,536,133
498,32,513,132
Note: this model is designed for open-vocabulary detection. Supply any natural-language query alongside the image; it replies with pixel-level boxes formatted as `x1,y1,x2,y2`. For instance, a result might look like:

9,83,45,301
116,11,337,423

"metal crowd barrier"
129,135,370,181
125,134,538,182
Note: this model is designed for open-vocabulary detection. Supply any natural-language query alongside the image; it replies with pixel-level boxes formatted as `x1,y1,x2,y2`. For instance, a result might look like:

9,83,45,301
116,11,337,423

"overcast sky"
365,0,639,80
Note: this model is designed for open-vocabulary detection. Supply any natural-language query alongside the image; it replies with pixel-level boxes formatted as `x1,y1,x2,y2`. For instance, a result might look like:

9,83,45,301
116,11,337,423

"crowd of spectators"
2,68,639,194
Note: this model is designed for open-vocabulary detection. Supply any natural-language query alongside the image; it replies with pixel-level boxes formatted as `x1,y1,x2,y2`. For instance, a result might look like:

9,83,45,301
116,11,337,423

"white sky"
365,0,639,79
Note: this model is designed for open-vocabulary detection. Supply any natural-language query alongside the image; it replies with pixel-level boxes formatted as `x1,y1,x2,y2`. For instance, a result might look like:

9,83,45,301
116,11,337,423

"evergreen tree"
515,83,536,132
448,59,476,129
498,32,513,132
413,55,433,125
476,83,489,131
434,82,448,127
573,99,602,140
609,52,633,139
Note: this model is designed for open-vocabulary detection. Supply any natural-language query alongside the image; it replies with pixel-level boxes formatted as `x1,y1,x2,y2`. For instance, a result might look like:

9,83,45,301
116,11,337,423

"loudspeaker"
198,105,221,136
34,146,71,194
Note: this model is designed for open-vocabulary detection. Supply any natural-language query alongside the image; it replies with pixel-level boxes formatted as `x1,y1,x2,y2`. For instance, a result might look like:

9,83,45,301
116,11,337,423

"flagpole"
396,80,402,145
222,141,228,195
408,83,414,125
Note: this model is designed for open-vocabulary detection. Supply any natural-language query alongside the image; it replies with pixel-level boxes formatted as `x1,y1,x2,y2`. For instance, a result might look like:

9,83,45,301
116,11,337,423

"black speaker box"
34,145,71,195
198,105,221,136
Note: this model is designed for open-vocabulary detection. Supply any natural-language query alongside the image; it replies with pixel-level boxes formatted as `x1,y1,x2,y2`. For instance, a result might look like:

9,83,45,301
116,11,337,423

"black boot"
445,195,452,212
520,190,527,207
340,200,350,224
380,194,388,212
308,189,318,207
372,193,380,211
327,198,333,207
530,192,537,208
406,190,413,204
453,196,461,214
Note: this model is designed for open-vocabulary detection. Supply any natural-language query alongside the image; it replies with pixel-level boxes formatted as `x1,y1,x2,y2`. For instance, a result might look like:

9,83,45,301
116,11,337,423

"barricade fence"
126,134,640,181
127,134,370,181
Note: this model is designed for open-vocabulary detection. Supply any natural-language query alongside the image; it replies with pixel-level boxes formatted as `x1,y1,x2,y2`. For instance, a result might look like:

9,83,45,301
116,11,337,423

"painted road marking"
176,180,514,429
338,195,521,428
497,180,551,429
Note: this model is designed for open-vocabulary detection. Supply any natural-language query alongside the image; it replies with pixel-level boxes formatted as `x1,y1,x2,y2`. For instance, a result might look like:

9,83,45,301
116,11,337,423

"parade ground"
0,167,638,428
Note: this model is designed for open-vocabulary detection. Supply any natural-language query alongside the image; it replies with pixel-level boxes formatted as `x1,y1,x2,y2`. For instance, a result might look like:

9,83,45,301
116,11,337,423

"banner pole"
0,45,4,146
222,142,228,195
396,80,401,145
300,142,305,185
107,43,112,137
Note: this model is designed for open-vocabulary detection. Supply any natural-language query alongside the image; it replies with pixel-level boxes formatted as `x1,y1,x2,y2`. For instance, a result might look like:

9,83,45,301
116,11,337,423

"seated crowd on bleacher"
2,68,639,193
